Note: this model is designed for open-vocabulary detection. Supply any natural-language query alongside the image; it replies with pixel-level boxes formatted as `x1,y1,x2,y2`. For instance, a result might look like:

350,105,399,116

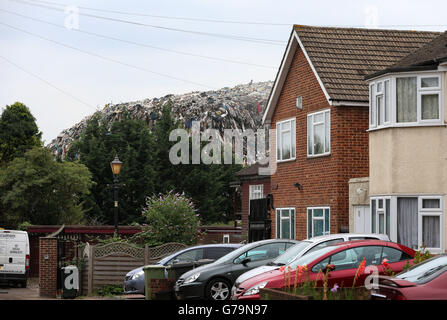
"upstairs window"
307,109,330,157
276,118,296,161
369,73,443,129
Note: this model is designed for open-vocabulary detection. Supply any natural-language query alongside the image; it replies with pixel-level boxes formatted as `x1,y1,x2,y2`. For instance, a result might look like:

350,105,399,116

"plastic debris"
47,81,273,158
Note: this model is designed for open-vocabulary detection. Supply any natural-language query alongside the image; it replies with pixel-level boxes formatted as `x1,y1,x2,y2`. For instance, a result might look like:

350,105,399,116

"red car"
371,254,447,300
232,240,415,300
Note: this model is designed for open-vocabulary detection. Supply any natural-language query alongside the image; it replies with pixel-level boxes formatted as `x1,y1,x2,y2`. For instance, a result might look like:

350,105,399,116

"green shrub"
95,285,124,296
134,191,200,246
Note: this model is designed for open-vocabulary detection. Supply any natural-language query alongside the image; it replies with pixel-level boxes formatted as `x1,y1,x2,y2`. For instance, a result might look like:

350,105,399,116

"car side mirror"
241,257,251,266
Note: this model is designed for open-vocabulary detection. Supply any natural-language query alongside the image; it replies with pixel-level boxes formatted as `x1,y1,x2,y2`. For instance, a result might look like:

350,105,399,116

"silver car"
232,233,390,294
124,243,241,294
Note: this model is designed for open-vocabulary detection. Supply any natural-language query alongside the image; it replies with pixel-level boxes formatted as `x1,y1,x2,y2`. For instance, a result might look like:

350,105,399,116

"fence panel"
84,242,188,295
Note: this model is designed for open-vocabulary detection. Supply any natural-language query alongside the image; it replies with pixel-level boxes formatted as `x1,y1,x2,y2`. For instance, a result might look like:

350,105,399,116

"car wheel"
206,278,231,300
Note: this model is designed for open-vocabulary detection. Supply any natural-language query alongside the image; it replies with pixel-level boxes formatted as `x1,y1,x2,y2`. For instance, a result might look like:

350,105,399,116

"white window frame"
248,184,264,216
276,207,296,239
249,184,264,200
307,207,330,238
307,109,331,158
418,196,444,253
368,72,443,130
276,117,296,162
370,197,391,238
370,195,445,253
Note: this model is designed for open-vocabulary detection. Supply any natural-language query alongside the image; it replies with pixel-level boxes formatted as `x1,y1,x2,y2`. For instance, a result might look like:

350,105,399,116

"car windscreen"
288,246,336,269
212,243,256,264
271,241,311,266
396,255,447,284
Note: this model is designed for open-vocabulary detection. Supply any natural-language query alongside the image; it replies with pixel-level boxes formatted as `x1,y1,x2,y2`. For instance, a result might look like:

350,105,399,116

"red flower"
279,266,286,272
382,258,390,269
358,258,366,274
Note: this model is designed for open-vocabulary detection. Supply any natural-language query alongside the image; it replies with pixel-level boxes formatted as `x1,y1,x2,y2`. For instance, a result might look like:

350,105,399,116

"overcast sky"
1,0,446,143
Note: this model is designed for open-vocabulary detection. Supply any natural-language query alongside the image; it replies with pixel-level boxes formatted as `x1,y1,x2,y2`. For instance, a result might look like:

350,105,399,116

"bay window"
276,118,296,161
369,73,443,129
370,195,444,253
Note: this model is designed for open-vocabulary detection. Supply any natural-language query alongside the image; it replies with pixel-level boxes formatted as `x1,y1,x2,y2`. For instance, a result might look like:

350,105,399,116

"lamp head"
110,155,123,175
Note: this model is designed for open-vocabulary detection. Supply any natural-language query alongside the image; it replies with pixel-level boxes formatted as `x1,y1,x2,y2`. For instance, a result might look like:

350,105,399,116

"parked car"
0,229,30,288
232,240,415,300
371,254,447,300
232,233,390,292
174,239,300,300
124,243,241,294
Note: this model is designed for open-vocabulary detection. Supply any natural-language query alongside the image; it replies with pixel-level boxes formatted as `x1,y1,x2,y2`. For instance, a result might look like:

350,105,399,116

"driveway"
0,278,54,300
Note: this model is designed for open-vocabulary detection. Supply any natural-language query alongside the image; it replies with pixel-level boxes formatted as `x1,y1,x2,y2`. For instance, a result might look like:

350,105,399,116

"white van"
0,229,30,287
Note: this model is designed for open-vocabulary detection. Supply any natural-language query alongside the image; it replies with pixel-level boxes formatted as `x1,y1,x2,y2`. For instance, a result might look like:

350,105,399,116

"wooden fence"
79,242,187,295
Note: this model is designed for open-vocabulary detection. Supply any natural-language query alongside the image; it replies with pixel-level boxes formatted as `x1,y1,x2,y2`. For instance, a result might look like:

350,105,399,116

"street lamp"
110,155,123,236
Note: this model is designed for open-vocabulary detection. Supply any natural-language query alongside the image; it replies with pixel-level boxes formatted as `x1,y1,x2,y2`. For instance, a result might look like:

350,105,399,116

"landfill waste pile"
47,80,273,159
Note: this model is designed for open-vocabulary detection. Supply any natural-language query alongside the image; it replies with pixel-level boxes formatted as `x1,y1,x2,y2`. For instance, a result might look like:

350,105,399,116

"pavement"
0,278,54,300
0,278,145,300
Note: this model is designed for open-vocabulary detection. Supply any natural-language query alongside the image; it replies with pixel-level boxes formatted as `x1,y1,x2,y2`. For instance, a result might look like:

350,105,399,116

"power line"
0,22,217,89
0,8,276,69
23,0,292,26
0,54,97,111
10,0,447,29
8,0,287,46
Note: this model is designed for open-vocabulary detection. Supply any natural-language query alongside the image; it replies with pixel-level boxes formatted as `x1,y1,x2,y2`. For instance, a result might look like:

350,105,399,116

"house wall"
240,178,271,239
370,126,447,195
348,177,370,232
269,44,369,240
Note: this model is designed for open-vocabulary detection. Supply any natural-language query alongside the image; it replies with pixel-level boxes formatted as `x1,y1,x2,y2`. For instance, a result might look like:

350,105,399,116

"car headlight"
131,270,144,280
243,282,268,296
183,272,201,284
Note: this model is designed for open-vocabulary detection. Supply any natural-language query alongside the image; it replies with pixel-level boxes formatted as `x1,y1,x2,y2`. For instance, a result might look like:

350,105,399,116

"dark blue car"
124,243,242,294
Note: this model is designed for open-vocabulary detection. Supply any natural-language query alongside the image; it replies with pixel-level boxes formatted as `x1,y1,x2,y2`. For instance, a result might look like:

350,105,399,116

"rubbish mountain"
48,81,273,158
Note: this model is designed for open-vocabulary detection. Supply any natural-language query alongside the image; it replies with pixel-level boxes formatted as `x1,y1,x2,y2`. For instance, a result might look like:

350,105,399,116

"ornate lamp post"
110,155,123,236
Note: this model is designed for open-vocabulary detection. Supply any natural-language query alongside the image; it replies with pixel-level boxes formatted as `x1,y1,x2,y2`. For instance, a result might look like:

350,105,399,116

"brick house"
235,163,271,239
263,25,440,241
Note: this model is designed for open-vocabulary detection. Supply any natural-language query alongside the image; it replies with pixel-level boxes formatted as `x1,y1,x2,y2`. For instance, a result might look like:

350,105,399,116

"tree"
152,102,182,193
66,112,157,225
0,102,42,165
0,147,93,227
152,105,242,224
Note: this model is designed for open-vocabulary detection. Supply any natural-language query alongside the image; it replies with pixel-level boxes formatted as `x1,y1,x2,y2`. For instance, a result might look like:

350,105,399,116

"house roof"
236,162,270,178
263,25,441,123
366,31,447,79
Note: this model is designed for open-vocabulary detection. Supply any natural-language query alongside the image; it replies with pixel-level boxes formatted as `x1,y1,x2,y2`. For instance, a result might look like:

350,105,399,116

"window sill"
307,152,331,159
368,123,447,132
276,158,296,164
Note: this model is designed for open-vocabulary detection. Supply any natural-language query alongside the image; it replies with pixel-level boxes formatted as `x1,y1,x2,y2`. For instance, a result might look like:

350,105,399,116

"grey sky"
1,0,446,143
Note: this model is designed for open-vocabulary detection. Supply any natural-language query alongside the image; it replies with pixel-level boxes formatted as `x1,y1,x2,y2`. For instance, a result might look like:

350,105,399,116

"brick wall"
197,226,242,244
270,44,369,240
149,278,176,300
39,237,58,298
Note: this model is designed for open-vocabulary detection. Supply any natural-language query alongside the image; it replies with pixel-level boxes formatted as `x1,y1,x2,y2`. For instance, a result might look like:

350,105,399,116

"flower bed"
260,287,370,300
